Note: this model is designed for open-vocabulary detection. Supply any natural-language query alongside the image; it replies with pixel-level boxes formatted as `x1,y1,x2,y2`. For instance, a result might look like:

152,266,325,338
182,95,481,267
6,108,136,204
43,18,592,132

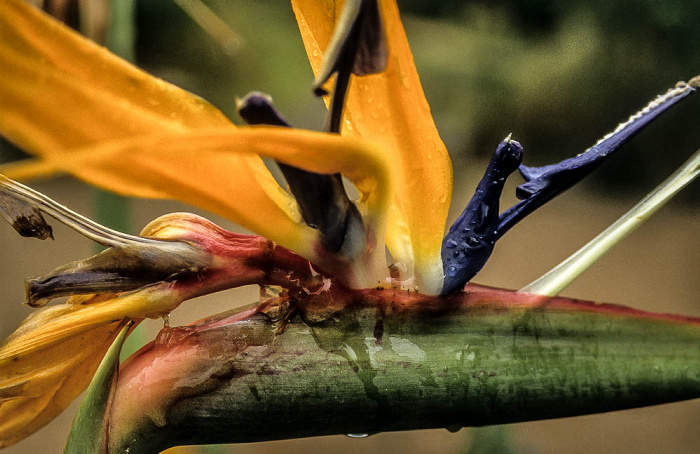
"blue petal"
441,137,523,295
500,78,699,236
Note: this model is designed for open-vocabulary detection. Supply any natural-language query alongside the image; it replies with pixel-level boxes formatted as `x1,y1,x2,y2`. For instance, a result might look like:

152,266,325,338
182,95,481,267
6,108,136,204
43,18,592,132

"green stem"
108,287,700,452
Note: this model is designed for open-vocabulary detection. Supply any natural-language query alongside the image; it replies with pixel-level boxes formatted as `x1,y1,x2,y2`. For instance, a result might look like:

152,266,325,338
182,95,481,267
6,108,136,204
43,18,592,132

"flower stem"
108,287,700,452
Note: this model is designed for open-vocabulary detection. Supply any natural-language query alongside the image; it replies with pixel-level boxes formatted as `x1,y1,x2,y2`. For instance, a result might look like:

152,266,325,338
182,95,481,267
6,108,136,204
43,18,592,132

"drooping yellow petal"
0,0,309,264
0,382,62,448
293,0,453,294
39,127,394,285
0,319,122,399
0,312,127,448
0,278,196,447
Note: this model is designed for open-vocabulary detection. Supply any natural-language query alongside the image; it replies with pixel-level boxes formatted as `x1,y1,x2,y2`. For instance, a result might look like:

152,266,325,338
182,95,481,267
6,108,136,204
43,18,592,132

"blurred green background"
1,0,699,453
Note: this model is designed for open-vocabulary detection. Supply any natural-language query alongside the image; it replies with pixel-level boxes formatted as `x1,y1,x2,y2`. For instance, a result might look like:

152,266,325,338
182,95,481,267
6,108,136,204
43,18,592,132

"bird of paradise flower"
0,0,699,449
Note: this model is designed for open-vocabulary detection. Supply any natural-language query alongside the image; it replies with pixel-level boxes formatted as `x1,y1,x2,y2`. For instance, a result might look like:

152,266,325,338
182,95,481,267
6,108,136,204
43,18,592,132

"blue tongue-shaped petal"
517,162,559,188
441,137,523,295
499,77,699,236
441,76,699,295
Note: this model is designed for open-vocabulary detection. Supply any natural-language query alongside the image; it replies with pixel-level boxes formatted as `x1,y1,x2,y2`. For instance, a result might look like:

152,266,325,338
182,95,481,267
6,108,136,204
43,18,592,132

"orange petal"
0,281,188,446
0,0,317,273
0,0,228,153
0,317,127,448
292,0,452,293
0,160,58,182
46,127,394,286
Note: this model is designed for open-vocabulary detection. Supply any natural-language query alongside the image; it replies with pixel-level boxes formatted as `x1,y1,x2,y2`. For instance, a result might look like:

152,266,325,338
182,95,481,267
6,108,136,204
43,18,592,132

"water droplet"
346,433,371,438
445,424,462,433
445,238,458,249
481,204,489,218
461,227,471,234
466,237,480,247
447,266,459,277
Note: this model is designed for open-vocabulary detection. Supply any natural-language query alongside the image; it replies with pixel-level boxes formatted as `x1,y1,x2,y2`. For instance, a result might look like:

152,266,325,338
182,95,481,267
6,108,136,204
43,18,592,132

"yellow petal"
44,127,394,285
0,282,189,446
0,0,309,264
0,315,127,448
293,0,452,293
0,286,177,376
0,0,226,153
0,381,65,448
0,160,58,182
0,322,120,399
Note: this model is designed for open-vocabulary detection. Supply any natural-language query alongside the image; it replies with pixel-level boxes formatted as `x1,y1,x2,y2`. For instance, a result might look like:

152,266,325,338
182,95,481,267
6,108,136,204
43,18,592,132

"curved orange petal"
0,0,307,260
0,160,57,182
42,127,394,286
0,0,226,153
292,0,452,294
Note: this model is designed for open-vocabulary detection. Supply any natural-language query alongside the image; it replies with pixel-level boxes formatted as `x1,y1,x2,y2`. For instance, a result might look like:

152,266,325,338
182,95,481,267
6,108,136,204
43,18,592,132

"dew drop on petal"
466,237,480,247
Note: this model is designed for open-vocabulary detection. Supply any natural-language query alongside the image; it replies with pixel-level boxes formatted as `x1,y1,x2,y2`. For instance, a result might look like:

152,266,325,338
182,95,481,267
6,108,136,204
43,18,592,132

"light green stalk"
64,322,132,454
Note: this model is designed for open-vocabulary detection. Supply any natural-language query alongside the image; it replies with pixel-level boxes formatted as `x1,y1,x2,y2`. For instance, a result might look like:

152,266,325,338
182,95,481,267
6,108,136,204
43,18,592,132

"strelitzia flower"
0,0,452,294
0,0,449,444
0,0,699,449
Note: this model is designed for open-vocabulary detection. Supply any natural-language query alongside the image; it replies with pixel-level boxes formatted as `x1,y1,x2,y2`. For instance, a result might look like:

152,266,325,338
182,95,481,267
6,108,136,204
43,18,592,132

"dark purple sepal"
498,77,699,236
237,92,361,254
237,92,290,128
441,138,523,295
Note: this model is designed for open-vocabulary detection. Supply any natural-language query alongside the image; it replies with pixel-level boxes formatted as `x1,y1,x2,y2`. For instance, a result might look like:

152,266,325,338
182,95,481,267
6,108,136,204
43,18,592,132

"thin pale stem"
0,175,161,247
521,147,700,296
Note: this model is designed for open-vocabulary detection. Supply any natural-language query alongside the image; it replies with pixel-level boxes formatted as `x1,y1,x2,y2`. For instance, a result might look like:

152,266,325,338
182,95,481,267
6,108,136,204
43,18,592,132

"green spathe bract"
64,322,132,454
107,287,700,453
